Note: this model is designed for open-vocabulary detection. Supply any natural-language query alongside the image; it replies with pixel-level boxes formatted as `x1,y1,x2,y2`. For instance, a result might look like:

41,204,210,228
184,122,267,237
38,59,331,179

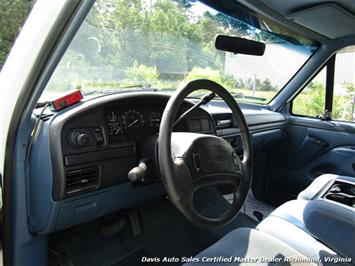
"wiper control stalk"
174,92,215,127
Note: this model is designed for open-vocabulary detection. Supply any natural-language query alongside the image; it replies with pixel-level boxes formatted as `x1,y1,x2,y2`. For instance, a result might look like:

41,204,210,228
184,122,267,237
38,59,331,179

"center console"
321,180,355,209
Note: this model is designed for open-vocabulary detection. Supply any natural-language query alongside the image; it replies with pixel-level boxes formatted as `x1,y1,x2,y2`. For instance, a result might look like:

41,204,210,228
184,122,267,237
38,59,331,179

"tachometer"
121,109,145,129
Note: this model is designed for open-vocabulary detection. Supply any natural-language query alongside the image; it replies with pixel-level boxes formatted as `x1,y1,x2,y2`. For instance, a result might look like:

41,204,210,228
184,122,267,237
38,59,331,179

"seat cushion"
183,228,314,266
257,216,345,265
184,175,355,266
257,200,355,265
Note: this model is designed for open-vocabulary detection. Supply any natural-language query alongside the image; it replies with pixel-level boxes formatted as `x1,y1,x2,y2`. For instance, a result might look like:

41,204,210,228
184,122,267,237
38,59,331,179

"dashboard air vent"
213,114,233,129
65,167,99,194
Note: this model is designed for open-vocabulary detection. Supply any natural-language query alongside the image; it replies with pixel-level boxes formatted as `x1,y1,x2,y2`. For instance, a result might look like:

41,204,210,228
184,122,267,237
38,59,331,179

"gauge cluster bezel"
104,106,163,140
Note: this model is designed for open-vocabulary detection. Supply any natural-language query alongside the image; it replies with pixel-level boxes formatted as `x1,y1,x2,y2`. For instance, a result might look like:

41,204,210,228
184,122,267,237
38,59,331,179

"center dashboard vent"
213,114,234,129
65,167,99,194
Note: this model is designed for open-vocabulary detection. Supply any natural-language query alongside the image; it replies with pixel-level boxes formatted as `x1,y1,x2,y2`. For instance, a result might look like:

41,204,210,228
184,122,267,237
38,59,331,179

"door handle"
308,135,329,147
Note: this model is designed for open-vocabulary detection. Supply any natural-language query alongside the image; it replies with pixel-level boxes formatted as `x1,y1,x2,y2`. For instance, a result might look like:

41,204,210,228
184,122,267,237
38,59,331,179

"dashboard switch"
69,130,91,147
94,128,104,145
192,152,201,172
69,128,105,148
75,133,90,147
232,151,239,171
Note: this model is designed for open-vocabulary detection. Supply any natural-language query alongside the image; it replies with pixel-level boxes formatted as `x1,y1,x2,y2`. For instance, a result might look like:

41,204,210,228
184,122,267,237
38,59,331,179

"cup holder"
324,181,355,208
329,183,355,195
325,194,355,207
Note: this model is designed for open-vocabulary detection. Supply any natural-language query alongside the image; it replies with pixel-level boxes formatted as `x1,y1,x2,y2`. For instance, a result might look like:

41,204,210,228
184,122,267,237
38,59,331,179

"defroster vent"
65,167,99,194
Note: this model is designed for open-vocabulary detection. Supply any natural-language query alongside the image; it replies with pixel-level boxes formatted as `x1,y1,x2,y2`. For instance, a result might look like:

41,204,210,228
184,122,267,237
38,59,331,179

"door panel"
266,117,355,206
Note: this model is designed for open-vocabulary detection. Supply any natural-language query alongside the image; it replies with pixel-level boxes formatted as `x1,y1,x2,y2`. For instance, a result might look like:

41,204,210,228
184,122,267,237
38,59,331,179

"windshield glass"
41,0,318,104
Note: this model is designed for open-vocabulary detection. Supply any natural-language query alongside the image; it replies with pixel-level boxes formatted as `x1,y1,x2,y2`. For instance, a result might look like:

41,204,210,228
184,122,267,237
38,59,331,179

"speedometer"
121,109,145,129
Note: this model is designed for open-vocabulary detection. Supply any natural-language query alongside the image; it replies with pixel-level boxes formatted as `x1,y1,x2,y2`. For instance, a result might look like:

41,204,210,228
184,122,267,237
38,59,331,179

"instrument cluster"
105,108,162,137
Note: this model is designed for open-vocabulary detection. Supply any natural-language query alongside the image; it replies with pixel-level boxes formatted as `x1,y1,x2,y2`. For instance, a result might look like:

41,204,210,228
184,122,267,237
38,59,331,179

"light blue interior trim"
12,1,95,265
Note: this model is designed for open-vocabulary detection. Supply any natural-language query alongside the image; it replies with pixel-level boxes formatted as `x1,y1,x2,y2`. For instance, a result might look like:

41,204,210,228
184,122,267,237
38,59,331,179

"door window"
292,46,355,121
332,48,355,121
292,67,326,117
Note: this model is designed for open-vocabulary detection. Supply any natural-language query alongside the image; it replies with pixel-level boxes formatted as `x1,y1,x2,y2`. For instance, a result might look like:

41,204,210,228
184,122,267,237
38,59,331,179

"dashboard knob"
75,133,90,147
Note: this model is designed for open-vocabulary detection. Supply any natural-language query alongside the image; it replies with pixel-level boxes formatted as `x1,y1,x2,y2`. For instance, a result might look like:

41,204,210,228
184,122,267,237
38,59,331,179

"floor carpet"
49,191,257,266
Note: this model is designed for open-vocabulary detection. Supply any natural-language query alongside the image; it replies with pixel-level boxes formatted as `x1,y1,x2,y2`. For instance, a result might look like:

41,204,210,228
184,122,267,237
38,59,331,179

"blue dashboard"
29,92,286,234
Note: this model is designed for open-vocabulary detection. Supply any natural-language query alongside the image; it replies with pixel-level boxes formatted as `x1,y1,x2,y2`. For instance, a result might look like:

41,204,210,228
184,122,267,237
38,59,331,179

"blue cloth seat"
184,174,355,266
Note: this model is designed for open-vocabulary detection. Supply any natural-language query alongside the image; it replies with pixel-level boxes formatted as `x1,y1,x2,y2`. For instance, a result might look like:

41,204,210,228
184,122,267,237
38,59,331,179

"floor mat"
49,194,257,266
49,219,144,266
111,249,156,266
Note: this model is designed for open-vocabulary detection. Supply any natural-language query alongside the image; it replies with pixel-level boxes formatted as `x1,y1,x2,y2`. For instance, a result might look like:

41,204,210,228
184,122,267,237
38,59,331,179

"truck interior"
1,0,355,265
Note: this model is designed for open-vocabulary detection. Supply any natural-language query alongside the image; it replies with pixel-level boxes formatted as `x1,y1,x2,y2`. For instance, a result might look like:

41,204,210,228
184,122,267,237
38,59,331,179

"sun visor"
286,3,355,39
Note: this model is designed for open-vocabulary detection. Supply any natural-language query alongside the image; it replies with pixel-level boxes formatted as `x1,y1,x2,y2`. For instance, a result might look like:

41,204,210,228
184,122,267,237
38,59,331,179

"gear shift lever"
128,160,148,183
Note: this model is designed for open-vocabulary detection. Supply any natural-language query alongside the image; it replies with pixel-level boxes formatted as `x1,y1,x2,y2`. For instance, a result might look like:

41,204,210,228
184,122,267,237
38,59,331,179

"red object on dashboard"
51,90,83,111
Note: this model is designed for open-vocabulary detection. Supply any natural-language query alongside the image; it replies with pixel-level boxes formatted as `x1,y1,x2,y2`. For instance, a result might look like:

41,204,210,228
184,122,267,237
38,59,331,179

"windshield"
41,0,318,104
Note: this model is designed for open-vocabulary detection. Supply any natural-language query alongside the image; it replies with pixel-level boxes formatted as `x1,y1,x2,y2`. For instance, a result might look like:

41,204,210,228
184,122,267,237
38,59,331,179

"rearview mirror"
215,35,265,56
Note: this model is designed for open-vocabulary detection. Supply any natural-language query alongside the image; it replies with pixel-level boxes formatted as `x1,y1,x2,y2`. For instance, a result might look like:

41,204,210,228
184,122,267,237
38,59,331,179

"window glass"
332,47,355,122
292,67,326,117
41,0,318,104
0,0,34,70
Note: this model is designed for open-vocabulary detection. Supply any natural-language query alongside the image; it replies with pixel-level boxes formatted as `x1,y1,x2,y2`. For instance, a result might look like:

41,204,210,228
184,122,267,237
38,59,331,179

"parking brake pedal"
128,209,142,236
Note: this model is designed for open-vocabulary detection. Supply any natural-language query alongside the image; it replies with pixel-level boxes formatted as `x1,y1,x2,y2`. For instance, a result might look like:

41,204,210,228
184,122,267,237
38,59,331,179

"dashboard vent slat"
213,114,233,129
65,167,99,194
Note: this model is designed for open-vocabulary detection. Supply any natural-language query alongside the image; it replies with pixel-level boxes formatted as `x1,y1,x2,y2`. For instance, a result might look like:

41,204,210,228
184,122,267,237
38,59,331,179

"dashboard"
51,94,214,201
28,92,286,234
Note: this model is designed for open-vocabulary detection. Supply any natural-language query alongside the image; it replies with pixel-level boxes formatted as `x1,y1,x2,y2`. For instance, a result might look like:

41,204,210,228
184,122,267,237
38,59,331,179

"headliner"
236,0,355,40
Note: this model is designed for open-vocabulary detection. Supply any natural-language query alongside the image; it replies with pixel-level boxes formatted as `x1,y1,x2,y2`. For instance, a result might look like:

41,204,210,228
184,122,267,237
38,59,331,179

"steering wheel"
158,79,253,228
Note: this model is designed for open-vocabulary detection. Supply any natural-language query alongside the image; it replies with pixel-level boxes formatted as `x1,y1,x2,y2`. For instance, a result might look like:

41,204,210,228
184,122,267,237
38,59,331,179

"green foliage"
78,0,258,77
0,0,30,67
293,81,325,117
124,62,159,86
233,77,274,92
89,0,204,73
345,83,355,93
332,95,348,120
3,0,293,105
260,78,276,91
332,83,355,121
183,67,236,89
293,82,355,122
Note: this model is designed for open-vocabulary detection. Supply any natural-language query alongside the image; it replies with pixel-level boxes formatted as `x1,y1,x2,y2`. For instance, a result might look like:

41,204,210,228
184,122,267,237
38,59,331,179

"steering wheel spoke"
192,173,242,191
